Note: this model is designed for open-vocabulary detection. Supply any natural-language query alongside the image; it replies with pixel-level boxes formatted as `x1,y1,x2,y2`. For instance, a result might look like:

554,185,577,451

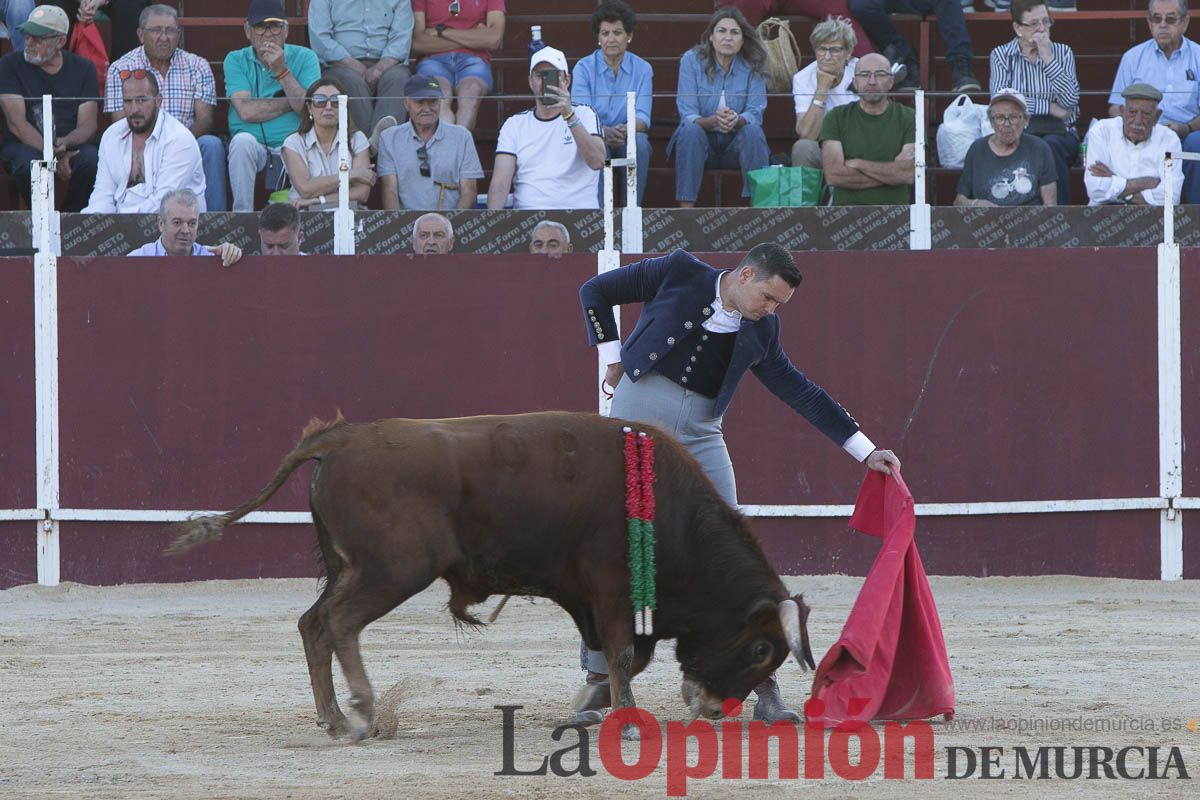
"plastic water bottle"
717,89,728,112
528,25,544,59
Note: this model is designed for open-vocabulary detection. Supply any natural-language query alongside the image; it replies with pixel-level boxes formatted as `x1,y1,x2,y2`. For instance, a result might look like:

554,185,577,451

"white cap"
989,88,1028,113
530,45,569,74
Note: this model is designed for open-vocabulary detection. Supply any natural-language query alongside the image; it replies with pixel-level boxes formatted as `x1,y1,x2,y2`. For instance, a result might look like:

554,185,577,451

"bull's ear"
746,598,778,626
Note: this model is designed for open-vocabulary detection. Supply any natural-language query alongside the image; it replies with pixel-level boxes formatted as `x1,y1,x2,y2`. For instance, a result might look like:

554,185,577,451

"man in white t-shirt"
487,45,606,210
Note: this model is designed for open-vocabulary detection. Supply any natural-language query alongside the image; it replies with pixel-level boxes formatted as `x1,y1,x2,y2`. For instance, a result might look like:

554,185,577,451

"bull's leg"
324,567,427,741
298,584,349,737
604,641,643,741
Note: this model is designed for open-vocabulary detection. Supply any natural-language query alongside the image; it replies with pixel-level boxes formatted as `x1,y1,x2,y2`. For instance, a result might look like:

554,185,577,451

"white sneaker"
369,115,398,156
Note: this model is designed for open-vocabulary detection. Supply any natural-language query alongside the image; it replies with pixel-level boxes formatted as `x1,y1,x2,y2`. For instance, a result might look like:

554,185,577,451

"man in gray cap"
377,73,484,210
1086,82,1183,206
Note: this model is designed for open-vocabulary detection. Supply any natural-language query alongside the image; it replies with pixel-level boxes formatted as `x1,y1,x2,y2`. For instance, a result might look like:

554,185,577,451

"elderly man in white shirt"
1085,82,1183,206
84,70,205,214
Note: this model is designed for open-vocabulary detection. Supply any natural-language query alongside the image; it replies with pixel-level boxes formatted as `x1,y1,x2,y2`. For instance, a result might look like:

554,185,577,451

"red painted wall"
1,249,1189,585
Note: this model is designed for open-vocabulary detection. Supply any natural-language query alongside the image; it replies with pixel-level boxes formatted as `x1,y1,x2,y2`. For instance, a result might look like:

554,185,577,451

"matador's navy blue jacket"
579,249,863,449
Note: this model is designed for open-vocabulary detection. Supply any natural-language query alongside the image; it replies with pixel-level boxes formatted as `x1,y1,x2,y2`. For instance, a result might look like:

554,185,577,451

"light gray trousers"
583,372,735,674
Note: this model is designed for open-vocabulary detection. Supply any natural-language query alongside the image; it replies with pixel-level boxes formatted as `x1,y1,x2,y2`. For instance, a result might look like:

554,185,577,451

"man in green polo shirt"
819,52,915,206
224,0,321,211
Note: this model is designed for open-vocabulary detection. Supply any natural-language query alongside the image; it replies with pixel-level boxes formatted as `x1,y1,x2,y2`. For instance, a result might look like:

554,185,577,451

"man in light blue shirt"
127,189,244,265
571,0,653,206
308,0,413,135
1108,0,1200,201
667,8,769,206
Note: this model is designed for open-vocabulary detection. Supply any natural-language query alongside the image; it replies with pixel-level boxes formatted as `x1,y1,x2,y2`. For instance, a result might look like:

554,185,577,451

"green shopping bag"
748,165,824,207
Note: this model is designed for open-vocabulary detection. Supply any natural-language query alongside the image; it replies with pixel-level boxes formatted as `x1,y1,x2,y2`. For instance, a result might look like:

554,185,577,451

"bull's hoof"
574,709,605,726
621,723,641,741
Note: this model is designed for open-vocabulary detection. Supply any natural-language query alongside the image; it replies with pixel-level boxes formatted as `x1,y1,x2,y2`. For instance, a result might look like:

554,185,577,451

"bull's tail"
165,412,350,555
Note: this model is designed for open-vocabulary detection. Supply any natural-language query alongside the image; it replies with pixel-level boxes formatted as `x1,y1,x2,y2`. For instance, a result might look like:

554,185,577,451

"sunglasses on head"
309,93,340,107
449,0,461,16
118,68,152,80
417,144,431,178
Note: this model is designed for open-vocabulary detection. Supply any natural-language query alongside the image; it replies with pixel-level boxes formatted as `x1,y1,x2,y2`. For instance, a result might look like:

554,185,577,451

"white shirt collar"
706,272,742,333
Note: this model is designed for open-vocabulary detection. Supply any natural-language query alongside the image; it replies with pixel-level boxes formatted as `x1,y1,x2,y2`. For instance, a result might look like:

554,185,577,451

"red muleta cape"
808,470,955,727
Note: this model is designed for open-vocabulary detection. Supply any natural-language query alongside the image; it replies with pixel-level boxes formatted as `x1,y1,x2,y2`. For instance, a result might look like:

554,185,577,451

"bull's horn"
778,599,816,671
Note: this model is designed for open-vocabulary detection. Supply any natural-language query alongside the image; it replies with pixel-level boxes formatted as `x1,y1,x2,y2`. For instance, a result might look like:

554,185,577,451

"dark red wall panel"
0,258,35,509
755,510,1161,580
0,522,36,587
55,255,598,511
57,522,318,585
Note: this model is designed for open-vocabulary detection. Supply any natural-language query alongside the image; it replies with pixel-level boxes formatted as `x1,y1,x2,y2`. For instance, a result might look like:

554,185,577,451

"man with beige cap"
486,45,606,210
1086,82,1183,206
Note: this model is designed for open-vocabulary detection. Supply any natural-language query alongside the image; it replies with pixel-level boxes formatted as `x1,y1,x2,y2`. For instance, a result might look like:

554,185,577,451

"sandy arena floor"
1,574,1197,799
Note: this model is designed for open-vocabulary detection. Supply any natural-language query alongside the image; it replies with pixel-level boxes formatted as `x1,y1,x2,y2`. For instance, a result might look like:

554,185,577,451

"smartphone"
541,69,560,104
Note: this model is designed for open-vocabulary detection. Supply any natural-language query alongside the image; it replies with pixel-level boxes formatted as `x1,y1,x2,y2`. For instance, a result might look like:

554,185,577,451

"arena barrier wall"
0,248,1195,586
4,206,1200,258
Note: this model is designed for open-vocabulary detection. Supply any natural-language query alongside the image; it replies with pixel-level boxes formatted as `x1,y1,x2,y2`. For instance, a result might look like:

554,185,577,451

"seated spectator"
669,7,769,208
308,0,412,142
819,52,915,205
0,1,36,53
378,74,483,209
0,5,98,212
411,0,505,132
127,188,243,264
258,201,306,254
792,15,859,169
529,220,573,256
725,0,870,56
571,0,651,206
989,0,1079,204
1086,83,1183,206
411,211,454,253
487,46,605,210
225,0,321,212
847,0,979,92
953,89,1057,207
281,78,374,211
84,69,205,213
106,4,226,212
1108,0,1200,203
45,0,147,60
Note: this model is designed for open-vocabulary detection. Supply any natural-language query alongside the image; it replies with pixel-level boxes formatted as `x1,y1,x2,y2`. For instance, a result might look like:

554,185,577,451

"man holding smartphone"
487,45,606,209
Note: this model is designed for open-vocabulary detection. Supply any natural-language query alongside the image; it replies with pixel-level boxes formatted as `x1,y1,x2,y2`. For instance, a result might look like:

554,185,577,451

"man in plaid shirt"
105,4,227,211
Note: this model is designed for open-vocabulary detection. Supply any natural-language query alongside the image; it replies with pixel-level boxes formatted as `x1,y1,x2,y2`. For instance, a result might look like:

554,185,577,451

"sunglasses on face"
449,0,461,16
309,93,341,107
417,144,431,178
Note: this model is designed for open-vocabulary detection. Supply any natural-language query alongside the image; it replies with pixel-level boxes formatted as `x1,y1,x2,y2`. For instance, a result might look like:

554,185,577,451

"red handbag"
68,21,109,89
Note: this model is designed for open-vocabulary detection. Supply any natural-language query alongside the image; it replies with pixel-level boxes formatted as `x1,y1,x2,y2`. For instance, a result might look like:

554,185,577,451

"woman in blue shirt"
669,7,770,207
572,0,653,207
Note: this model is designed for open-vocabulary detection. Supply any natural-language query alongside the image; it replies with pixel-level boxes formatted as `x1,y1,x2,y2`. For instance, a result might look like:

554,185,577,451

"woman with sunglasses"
410,0,506,132
281,78,375,210
988,0,1080,204
668,7,770,207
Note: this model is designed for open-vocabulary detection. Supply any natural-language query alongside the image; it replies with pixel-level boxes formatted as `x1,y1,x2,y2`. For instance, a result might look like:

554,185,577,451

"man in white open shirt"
487,45,606,210
84,70,205,214
1085,82,1183,206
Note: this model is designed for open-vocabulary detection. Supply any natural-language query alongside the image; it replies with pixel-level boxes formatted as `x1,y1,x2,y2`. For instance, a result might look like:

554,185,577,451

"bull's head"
677,594,816,720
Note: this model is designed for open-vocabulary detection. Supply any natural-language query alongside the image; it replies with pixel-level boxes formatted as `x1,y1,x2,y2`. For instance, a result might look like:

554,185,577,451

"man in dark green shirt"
819,52,915,206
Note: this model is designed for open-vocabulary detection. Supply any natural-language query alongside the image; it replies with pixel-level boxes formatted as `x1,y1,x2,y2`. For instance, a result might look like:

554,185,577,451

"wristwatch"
436,23,446,37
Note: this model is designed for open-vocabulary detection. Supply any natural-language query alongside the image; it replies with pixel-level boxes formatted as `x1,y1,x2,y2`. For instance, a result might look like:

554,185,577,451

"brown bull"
169,412,815,739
